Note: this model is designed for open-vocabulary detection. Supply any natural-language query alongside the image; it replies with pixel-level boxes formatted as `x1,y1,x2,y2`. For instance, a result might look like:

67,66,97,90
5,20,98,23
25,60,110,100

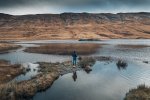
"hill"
0,12,150,40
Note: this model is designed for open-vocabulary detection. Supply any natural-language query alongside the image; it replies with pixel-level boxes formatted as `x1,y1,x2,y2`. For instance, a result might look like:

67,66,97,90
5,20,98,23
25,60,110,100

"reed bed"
0,43,21,53
24,43,101,55
117,44,150,49
125,84,150,100
0,60,23,84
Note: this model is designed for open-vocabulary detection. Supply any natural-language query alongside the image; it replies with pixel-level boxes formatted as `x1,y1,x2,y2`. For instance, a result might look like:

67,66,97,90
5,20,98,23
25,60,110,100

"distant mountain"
0,12,150,40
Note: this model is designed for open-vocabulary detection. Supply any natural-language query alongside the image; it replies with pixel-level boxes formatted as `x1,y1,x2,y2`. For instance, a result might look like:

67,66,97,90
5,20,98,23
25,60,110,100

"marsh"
0,39,150,100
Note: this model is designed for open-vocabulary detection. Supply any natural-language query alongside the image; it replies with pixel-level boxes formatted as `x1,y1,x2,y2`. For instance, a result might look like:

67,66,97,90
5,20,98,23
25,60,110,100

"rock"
26,67,31,72
73,65,76,68
6,74,11,77
143,61,149,64
84,66,92,73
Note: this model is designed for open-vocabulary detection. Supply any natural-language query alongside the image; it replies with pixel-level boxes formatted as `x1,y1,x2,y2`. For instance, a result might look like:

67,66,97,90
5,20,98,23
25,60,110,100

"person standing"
72,51,77,66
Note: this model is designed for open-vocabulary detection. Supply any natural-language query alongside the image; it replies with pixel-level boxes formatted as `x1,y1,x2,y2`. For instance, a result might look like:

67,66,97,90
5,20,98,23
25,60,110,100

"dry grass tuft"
125,84,150,100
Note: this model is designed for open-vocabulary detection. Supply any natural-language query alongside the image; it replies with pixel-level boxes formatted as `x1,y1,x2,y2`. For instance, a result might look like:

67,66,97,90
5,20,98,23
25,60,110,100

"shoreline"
0,40,149,99
0,60,24,84
124,85,150,100
0,43,21,53
0,38,149,43
0,55,149,99
0,56,111,99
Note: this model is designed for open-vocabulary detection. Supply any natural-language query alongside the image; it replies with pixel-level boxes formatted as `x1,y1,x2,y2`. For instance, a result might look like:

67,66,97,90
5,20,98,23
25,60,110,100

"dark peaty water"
33,60,150,100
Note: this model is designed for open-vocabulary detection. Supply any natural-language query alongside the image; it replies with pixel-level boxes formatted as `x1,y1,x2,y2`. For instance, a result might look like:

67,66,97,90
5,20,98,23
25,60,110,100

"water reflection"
116,60,128,70
13,63,39,82
33,60,150,100
72,71,77,82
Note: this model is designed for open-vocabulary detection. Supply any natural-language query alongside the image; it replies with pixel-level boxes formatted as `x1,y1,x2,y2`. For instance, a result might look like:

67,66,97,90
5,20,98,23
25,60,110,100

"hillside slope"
0,12,150,40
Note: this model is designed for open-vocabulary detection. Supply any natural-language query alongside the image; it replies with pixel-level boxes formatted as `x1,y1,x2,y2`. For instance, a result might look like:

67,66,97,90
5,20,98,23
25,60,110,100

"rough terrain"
0,12,150,40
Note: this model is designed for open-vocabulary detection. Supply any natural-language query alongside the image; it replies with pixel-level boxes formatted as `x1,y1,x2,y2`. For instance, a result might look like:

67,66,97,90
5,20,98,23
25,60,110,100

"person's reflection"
72,71,77,82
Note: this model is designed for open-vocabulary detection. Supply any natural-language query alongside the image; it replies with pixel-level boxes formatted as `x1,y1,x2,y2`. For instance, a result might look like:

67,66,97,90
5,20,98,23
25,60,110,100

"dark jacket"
72,52,77,60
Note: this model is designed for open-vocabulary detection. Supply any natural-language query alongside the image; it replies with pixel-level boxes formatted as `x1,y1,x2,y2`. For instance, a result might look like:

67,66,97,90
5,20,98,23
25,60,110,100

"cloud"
0,0,150,8
0,0,150,15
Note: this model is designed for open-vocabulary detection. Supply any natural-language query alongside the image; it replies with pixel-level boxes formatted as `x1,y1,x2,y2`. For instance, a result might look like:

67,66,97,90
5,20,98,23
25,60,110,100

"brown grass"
0,43,21,53
78,57,96,68
0,60,23,84
24,43,101,55
124,84,150,100
0,14,150,40
0,56,112,99
117,44,150,49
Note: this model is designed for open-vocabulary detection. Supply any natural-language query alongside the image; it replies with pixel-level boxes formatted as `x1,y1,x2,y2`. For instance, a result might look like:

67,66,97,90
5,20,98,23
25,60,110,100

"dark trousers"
72,58,77,65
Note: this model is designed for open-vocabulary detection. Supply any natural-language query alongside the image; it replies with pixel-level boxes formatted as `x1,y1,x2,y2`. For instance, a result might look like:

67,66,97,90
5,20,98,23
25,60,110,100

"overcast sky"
0,0,150,15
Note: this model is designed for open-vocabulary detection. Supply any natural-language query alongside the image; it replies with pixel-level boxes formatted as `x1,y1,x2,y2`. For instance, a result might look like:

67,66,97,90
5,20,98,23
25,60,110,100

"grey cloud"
0,0,150,15
0,0,27,7
0,0,150,8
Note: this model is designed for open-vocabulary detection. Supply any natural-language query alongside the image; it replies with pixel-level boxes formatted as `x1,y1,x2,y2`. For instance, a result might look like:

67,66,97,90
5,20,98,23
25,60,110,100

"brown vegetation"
0,43,21,53
11,57,98,98
0,13,150,40
0,56,113,99
117,44,150,49
24,43,101,55
0,60,24,100
116,60,128,70
0,60,23,84
78,57,96,73
0,60,75,99
125,85,150,100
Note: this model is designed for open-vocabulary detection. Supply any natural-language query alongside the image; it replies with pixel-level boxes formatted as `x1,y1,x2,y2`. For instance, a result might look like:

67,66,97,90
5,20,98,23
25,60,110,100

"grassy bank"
0,56,112,99
0,60,76,99
24,43,101,55
0,43,21,53
125,85,150,100
0,60,24,84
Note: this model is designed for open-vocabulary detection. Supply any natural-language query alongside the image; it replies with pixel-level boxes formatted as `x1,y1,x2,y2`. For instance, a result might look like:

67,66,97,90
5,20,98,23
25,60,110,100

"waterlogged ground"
0,39,150,64
34,60,150,100
0,39,150,100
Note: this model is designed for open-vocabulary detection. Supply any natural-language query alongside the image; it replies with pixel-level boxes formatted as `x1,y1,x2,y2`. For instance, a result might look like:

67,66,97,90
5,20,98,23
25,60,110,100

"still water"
0,39,150,64
0,39,150,100
34,61,150,100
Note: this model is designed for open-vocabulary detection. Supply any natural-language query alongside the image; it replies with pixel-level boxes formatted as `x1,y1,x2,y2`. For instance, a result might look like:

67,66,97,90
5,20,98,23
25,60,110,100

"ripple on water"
33,60,150,100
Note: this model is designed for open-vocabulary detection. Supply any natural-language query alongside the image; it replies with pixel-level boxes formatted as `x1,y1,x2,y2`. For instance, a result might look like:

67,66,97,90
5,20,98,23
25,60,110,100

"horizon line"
0,11,150,16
